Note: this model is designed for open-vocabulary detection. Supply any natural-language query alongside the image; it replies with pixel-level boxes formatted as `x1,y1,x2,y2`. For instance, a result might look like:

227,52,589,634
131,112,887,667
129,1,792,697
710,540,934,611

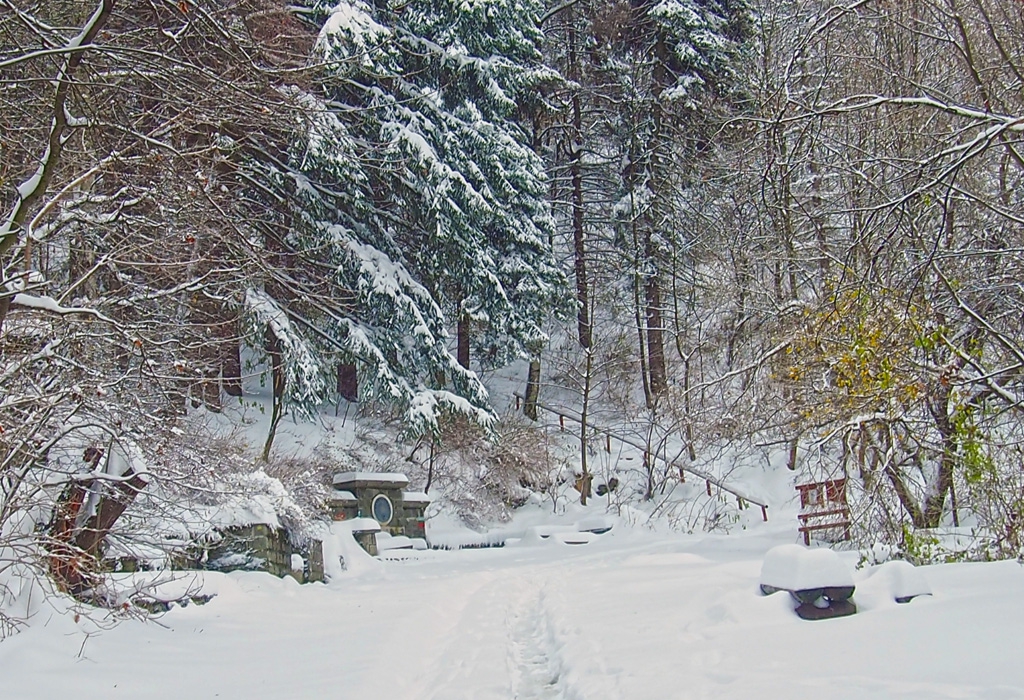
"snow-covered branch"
0,0,114,256
9,293,116,325
801,94,1024,129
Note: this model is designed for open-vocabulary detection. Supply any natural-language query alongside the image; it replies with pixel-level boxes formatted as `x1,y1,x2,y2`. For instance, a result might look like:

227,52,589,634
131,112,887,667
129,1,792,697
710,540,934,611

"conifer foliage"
283,0,568,435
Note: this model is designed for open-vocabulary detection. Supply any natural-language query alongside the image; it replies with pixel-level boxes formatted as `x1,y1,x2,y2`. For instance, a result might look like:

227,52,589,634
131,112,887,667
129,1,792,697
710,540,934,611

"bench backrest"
795,478,847,511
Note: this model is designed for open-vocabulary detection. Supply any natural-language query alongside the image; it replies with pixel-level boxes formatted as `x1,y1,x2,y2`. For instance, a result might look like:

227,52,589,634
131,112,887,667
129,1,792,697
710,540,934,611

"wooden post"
761,505,768,522
605,434,611,453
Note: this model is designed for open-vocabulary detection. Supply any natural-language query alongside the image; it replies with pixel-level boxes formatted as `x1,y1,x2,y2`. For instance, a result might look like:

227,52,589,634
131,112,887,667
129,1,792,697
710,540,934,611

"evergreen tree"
243,0,569,441
308,0,569,370
600,0,751,403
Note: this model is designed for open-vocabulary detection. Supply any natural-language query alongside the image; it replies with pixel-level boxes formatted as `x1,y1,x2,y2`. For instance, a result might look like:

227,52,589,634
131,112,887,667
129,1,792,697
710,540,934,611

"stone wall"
205,524,323,582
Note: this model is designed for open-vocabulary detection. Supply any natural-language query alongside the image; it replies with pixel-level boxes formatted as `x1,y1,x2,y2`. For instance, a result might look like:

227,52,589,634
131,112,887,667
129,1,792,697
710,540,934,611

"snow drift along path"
1,528,1022,699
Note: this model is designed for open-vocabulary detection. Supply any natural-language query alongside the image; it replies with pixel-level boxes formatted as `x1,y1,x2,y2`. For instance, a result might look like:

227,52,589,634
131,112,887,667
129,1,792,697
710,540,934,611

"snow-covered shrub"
414,414,565,527
260,447,341,525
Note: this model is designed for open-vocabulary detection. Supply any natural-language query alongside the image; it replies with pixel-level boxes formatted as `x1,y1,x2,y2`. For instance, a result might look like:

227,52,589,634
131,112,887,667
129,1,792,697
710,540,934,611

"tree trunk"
568,16,591,349
457,312,470,369
643,33,671,400
222,318,243,397
628,190,652,409
425,438,435,494
645,272,667,398
202,368,222,412
524,357,541,421
922,397,957,528
579,347,594,505
262,328,286,462
74,470,148,557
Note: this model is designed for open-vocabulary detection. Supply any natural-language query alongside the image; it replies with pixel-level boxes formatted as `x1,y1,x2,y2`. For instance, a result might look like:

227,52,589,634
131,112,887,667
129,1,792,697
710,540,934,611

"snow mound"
376,532,414,551
319,521,383,581
338,517,381,533
760,544,854,592
857,560,932,606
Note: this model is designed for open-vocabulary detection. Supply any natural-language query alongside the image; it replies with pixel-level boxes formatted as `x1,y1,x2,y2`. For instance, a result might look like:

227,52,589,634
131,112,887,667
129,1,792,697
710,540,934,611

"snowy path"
509,589,566,700
2,530,1023,699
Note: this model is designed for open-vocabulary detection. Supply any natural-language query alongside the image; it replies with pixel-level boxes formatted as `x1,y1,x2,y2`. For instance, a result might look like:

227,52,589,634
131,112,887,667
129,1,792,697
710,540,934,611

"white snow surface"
376,532,414,551
859,559,933,602
333,471,410,486
2,519,1022,699
759,543,855,591
335,517,381,533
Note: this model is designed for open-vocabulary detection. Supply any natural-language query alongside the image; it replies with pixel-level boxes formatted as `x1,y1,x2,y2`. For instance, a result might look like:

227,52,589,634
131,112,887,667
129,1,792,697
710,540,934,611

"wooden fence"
514,392,769,521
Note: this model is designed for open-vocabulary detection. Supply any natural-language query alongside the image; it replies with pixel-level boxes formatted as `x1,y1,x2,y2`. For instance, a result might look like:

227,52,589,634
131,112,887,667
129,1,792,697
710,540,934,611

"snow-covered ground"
2,516,1021,699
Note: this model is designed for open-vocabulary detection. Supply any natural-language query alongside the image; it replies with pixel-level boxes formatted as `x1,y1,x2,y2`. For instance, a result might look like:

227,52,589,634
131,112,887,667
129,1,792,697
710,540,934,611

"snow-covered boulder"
862,560,932,604
577,516,614,534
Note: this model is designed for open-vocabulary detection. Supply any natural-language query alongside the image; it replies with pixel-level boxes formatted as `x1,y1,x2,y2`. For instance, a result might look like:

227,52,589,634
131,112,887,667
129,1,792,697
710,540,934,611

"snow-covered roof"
332,471,410,488
329,489,358,502
402,491,431,504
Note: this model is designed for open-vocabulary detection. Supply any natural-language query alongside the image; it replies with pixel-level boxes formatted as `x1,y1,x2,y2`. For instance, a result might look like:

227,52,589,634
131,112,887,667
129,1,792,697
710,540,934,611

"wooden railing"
513,392,769,521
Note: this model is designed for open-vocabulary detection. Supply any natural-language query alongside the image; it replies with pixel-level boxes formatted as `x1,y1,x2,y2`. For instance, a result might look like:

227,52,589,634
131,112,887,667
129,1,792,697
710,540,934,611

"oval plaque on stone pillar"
372,494,394,525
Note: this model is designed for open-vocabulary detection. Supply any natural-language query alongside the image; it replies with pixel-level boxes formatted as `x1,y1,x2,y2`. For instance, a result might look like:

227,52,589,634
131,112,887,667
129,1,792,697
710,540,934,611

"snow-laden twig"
801,94,1024,129
9,294,117,325
0,43,99,71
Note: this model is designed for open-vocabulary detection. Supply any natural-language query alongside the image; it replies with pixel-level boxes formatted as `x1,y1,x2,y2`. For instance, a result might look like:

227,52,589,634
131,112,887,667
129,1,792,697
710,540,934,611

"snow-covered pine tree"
242,0,569,447
306,0,569,372
598,0,751,403
647,0,751,107
244,96,493,442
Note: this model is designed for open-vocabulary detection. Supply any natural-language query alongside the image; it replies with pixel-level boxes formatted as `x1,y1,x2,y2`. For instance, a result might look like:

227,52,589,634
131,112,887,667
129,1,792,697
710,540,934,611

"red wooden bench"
795,478,851,545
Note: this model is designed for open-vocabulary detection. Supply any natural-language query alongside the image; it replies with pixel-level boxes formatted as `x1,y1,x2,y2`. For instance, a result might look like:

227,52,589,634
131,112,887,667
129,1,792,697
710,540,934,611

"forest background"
3,0,1024,624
